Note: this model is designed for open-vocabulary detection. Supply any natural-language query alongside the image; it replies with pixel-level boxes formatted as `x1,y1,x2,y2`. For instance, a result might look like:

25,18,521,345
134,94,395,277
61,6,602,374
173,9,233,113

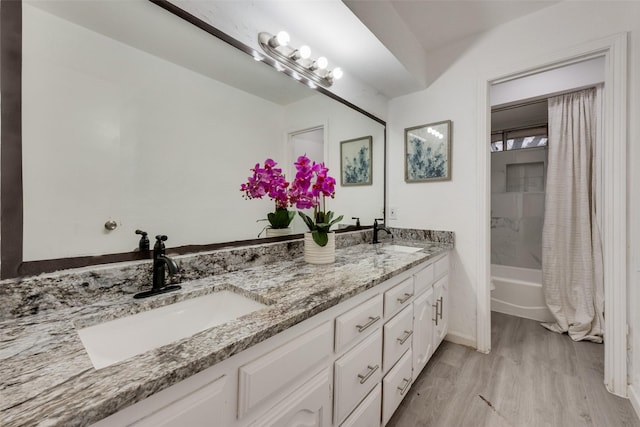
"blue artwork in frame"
341,136,372,186
405,120,452,182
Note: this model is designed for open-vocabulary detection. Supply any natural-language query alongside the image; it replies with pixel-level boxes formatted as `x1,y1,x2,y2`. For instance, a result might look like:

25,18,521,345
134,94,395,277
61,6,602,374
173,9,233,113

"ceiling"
27,0,562,104
343,0,561,98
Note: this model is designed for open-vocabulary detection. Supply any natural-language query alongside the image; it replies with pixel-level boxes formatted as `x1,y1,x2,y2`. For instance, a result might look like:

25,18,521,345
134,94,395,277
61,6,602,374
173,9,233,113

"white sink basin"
382,245,422,254
77,290,267,370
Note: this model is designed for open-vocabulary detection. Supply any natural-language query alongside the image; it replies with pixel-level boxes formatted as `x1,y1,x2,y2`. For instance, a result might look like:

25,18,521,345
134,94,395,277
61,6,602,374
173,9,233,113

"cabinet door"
382,305,413,373
238,322,333,418
413,263,434,296
339,384,381,427
412,287,434,376
383,278,414,318
381,349,412,426
334,329,383,425
335,294,383,353
249,368,331,427
433,275,448,349
131,374,231,427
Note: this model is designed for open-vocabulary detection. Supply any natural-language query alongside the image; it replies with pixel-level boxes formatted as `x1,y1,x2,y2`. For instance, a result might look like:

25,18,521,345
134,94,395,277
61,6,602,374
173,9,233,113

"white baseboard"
444,331,477,350
628,385,640,421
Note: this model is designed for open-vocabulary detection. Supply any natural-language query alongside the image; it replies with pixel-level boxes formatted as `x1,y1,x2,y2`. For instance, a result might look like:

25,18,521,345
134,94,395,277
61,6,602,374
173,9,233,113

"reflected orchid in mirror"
240,159,295,230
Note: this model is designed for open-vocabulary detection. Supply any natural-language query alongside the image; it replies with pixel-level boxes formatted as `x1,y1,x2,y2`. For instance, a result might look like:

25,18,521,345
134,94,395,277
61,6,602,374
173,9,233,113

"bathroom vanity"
0,231,452,426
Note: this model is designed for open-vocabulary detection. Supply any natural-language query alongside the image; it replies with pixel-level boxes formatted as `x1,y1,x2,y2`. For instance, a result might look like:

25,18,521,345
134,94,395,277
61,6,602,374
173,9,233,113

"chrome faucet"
372,218,393,244
134,235,181,299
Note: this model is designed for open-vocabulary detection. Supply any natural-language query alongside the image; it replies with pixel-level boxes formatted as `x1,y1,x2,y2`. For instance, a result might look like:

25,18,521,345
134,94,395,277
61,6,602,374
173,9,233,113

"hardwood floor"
387,312,639,427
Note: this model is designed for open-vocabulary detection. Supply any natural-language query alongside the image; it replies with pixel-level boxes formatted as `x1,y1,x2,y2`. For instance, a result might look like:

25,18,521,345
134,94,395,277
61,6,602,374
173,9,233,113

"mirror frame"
0,0,386,279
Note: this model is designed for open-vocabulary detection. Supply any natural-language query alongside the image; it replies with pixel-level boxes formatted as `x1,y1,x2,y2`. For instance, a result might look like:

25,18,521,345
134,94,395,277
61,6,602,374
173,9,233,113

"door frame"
475,33,628,396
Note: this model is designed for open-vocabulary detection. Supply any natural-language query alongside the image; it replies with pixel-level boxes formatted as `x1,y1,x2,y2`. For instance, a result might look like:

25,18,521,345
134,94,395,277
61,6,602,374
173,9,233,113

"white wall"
387,0,639,362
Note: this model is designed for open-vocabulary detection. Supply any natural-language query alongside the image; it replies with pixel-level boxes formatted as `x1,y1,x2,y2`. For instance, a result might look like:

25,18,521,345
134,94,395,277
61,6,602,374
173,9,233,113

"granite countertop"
0,240,451,427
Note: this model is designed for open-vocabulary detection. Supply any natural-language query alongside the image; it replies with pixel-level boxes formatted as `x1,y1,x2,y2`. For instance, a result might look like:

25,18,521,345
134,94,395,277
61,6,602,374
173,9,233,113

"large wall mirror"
1,0,385,278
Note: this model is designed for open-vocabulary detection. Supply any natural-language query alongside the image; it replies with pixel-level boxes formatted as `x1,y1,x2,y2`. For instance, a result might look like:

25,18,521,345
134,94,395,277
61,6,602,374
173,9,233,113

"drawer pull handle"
357,364,379,384
397,377,412,395
397,293,413,304
438,296,444,320
356,316,380,333
397,330,413,345
432,303,439,326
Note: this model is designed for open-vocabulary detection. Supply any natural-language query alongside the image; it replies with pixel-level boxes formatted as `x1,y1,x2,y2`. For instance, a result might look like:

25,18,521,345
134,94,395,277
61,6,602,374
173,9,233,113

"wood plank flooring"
387,312,639,427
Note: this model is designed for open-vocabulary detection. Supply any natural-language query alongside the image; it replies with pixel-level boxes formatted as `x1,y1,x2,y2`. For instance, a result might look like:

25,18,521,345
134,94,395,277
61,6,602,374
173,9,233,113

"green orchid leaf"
298,211,316,231
312,230,329,247
328,215,343,227
268,208,295,228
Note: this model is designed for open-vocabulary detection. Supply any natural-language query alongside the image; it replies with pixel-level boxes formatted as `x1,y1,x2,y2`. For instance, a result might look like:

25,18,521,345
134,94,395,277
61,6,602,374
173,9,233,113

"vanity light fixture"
258,31,343,87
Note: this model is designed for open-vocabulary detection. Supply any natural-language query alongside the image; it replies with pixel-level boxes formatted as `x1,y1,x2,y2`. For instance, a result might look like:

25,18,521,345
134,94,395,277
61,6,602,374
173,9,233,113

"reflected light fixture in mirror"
258,31,343,87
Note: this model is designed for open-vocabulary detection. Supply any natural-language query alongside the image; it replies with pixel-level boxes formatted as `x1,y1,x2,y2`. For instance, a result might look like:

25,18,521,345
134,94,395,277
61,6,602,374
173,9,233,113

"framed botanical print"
405,120,452,182
340,136,373,186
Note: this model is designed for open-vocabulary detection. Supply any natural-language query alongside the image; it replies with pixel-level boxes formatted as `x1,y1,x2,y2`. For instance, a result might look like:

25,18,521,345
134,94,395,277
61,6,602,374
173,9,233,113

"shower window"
491,125,547,152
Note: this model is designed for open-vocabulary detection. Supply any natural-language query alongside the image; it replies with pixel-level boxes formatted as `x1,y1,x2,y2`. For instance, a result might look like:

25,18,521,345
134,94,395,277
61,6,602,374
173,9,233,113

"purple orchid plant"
240,159,295,230
289,155,343,247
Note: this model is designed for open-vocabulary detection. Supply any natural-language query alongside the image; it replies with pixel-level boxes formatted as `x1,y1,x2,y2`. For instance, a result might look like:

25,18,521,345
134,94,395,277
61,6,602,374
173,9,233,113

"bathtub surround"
0,228,452,426
491,147,546,270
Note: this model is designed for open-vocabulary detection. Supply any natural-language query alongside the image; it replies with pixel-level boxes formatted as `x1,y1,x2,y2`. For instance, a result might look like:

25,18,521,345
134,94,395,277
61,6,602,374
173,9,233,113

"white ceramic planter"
304,232,336,264
265,227,292,238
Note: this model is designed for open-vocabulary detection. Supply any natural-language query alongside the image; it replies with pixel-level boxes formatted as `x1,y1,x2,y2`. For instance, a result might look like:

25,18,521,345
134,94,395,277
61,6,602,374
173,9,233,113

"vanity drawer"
382,349,413,426
339,383,381,427
414,263,434,295
384,277,414,318
334,329,383,425
335,294,383,353
434,254,449,279
238,322,333,418
383,305,413,372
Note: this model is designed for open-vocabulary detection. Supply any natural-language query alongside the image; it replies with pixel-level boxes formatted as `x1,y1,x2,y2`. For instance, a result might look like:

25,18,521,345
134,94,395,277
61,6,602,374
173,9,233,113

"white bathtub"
491,264,555,323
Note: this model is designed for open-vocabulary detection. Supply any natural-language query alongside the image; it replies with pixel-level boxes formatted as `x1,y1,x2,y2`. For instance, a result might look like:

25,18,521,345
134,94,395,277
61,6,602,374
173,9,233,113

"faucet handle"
135,229,150,251
154,235,168,253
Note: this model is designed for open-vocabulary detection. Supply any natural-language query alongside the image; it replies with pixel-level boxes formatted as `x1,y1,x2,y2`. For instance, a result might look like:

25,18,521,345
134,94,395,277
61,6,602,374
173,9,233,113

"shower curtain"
541,87,604,343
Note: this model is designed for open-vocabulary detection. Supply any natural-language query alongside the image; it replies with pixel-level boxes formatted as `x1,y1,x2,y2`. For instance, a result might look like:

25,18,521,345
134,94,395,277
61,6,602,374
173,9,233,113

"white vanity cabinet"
382,304,413,372
91,251,451,427
339,384,382,427
381,349,413,426
248,368,332,427
334,329,383,425
433,275,449,348
412,287,434,375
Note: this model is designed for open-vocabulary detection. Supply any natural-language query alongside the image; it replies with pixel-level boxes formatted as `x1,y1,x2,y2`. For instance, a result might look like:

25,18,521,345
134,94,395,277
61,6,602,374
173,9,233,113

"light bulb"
332,67,343,80
299,45,311,59
276,31,290,47
316,56,328,70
